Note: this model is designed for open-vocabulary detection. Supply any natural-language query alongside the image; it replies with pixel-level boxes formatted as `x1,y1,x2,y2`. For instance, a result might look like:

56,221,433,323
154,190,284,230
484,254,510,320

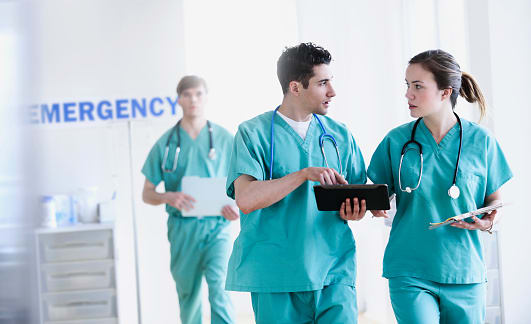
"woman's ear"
441,88,453,100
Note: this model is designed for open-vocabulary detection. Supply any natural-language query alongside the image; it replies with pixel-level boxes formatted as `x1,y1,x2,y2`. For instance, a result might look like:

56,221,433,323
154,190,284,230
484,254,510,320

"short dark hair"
277,43,332,94
176,75,208,96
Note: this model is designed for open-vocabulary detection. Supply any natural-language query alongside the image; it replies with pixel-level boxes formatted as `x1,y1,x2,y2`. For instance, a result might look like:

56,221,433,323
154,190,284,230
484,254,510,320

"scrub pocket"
455,171,483,210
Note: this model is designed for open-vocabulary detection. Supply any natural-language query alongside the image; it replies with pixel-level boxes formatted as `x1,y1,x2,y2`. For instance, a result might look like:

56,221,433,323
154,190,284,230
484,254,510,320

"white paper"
429,202,506,230
180,176,234,217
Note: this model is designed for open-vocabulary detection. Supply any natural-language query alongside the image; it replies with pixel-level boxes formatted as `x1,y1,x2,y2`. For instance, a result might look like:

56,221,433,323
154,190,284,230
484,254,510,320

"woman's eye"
415,84,422,89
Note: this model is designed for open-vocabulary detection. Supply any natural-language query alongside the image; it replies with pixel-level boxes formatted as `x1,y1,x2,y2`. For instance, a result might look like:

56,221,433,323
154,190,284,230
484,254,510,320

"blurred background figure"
141,75,237,324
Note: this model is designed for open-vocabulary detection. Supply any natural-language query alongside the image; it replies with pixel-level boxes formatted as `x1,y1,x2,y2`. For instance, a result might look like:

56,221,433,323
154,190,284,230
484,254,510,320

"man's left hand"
221,204,240,221
339,197,367,221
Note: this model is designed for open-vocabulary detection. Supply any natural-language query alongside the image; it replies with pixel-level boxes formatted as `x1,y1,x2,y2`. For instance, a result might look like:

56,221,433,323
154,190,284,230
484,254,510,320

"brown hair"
176,75,208,96
409,50,486,121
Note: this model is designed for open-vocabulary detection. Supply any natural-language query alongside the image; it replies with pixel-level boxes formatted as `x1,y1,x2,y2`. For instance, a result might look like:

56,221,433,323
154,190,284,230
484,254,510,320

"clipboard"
428,202,507,230
313,184,391,211
180,176,234,217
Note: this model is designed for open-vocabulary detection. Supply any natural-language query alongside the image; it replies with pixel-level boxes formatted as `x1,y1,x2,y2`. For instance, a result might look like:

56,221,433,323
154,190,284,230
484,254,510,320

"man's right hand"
164,192,196,212
303,167,347,185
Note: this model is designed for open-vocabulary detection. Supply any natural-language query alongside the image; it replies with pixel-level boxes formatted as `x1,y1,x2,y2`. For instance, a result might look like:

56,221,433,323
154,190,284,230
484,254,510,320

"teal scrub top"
225,110,367,293
367,118,513,284
142,121,234,217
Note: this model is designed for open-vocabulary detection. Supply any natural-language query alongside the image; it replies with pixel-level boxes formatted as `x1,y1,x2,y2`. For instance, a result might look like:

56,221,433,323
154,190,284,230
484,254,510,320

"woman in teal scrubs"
368,50,513,324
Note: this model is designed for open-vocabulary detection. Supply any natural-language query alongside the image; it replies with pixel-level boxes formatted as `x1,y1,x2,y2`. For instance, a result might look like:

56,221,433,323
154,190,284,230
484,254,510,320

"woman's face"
405,63,446,119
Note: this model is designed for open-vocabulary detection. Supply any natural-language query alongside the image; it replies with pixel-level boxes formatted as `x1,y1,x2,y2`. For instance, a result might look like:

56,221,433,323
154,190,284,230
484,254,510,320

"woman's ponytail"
460,72,487,121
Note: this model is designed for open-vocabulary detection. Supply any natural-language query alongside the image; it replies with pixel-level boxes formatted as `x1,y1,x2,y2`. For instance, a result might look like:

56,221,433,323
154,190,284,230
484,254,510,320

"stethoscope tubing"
161,119,215,173
398,112,462,197
269,106,343,180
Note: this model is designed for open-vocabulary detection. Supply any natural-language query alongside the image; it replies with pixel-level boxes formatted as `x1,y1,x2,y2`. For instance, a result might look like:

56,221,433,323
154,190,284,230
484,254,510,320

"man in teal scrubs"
225,43,368,323
142,75,237,324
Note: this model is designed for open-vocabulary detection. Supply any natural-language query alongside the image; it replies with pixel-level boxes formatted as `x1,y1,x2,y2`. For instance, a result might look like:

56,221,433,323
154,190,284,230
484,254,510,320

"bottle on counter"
40,196,56,228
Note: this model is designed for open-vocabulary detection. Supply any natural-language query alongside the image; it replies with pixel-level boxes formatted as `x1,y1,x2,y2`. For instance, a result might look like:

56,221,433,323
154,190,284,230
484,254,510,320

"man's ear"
289,81,301,96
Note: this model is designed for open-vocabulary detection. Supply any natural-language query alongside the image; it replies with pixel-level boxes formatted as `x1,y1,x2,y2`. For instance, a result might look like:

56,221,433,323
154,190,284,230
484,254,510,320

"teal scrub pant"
388,276,486,324
167,216,235,324
251,284,357,324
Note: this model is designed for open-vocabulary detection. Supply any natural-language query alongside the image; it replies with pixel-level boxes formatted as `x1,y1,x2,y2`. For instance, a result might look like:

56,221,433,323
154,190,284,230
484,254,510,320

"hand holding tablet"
313,184,391,211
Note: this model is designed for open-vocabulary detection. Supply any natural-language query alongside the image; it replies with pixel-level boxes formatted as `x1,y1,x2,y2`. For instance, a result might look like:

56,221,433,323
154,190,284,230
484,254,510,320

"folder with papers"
181,176,234,217
428,202,506,230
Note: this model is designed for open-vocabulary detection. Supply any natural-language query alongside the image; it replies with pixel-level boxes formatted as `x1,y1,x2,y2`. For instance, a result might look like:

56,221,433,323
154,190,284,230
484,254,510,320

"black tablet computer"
313,184,391,211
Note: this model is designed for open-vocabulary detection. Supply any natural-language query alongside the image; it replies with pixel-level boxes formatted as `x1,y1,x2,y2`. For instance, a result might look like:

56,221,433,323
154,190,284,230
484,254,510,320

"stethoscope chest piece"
208,148,217,160
448,184,460,199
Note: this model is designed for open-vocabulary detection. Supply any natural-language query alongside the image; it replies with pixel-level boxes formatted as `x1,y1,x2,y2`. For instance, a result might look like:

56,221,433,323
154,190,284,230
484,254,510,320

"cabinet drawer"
40,230,113,263
45,318,118,324
43,289,116,321
42,260,114,292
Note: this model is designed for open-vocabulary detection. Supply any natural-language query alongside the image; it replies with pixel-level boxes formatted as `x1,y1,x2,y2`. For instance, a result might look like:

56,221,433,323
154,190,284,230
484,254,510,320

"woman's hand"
451,190,502,233
370,210,389,218
450,209,497,232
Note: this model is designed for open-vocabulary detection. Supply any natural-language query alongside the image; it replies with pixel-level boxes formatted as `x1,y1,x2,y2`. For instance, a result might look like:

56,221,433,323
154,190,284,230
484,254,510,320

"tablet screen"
313,184,391,211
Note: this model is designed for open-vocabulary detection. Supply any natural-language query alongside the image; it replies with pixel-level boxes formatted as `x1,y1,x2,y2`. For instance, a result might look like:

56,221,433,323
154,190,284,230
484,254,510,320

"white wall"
28,0,297,323
0,1,38,322
29,1,187,323
484,1,531,322
294,2,406,322
180,1,299,322
182,0,298,133
294,1,531,323
19,0,531,323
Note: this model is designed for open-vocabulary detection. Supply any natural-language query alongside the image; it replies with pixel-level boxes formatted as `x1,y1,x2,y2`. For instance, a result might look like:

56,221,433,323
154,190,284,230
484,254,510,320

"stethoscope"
398,112,463,199
269,106,343,180
161,120,216,173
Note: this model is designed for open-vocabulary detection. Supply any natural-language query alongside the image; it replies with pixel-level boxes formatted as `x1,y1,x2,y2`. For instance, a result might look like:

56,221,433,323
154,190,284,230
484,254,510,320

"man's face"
298,64,336,115
178,85,207,118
